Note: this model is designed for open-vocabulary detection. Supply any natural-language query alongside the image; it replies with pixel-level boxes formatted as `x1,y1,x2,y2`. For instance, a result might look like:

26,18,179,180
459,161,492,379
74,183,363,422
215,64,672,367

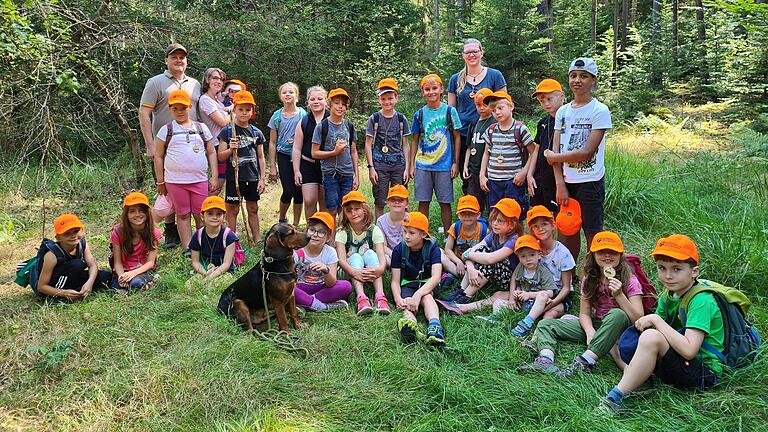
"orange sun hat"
54,214,84,235
590,231,625,253
402,211,431,237
308,211,335,232
556,199,582,236
514,234,541,252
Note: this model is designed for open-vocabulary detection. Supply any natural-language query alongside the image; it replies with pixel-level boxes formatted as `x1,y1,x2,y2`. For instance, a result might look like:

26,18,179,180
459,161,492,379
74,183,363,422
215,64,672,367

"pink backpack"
196,227,245,267
626,254,658,315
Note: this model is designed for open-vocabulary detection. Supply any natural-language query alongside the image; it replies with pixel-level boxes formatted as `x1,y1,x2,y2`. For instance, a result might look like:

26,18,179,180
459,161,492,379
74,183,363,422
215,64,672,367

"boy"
392,212,445,347
600,234,724,414
218,90,266,242
34,214,111,301
544,58,612,263
187,195,240,287
409,74,462,233
365,78,410,219
479,91,535,217
529,79,565,213
443,195,487,278
376,184,409,266
312,88,359,217
463,88,495,214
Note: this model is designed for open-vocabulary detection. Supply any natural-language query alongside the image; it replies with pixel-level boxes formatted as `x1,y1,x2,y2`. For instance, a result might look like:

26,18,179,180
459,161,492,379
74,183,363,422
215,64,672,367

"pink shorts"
166,181,208,216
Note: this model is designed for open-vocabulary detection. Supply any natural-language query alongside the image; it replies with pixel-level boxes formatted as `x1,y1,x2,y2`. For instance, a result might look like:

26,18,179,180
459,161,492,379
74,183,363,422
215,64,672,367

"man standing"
138,43,201,249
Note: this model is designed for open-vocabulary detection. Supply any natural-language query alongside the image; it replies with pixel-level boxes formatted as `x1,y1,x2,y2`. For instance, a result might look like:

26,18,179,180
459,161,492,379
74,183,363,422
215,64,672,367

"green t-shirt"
656,287,725,375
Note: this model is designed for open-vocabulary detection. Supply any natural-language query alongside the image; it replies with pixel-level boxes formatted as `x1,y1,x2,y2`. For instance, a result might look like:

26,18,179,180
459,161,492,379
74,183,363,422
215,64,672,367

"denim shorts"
323,172,354,211
488,179,529,221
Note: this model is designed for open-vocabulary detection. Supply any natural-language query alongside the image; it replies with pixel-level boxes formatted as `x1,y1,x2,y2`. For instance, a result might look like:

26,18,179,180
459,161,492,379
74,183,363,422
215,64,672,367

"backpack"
371,111,407,164
453,218,488,255
626,254,658,315
16,238,86,292
486,121,529,166
345,226,375,255
224,123,263,174
400,238,437,285
271,107,307,133
414,105,455,152
675,279,761,369
196,227,245,267
164,121,206,147
319,118,356,151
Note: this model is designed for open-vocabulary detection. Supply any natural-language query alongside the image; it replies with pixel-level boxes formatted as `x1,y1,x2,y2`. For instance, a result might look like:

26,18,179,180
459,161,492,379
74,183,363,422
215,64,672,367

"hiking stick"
230,113,252,242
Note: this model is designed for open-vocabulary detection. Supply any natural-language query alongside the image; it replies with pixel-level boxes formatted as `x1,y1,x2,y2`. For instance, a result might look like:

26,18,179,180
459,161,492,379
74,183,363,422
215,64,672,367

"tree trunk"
591,0,598,49
672,0,679,66
618,0,628,69
457,0,465,37
538,0,554,53
650,0,662,88
693,0,709,84
613,0,619,71
447,0,455,40
434,0,440,54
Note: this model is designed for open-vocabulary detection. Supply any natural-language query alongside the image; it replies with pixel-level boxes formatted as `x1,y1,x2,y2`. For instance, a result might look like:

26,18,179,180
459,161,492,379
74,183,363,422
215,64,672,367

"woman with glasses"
198,68,230,196
447,39,507,193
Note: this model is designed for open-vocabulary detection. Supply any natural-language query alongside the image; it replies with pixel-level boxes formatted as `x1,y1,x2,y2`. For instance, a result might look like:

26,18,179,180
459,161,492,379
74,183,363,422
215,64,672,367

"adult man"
138,43,201,249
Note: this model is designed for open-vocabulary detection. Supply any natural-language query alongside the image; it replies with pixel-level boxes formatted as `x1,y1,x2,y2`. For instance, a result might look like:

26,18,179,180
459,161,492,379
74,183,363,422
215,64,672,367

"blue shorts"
323,172,354,211
488,179,529,220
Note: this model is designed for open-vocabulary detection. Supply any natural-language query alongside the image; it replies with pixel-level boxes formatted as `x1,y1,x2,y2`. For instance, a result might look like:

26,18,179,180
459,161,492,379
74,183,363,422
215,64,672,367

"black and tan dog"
217,223,310,332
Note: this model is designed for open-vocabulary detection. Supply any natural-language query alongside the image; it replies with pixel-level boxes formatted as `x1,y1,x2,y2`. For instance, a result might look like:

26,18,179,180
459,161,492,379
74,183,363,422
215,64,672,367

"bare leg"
375,205,385,220
439,203,452,234
226,203,240,232
176,213,193,250
421,294,439,320
301,183,319,221
527,291,551,320
543,303,565,319
616,329,669,392
246,200,260,242
292,203,302,226
279,201,290,222
441,253,457,276
418,201,430,219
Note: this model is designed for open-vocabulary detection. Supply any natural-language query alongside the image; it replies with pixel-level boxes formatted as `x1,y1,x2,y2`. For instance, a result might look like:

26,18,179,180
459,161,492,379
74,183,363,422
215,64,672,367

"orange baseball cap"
377,78,399,96
491,198,522,219
224,79,247,91
341,190,366,206
387,184,409,200
54,213,84,235
590,231,625,253
485,90,513,104
328,88,350,100
168,89,191,106
514,234,541,252
474,88,494,104
123,192,150,208
532,79,564,97
232,90,256,107
650,234,699,264
308,211,335,231
556,199,582,236
201,195,226,213
420,73,443,88
402,211,430,237
527,205,554,224
457,195,481,214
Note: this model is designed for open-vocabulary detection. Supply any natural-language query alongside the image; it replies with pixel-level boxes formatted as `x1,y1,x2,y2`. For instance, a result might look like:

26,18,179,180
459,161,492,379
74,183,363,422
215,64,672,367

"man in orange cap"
529,78,565,214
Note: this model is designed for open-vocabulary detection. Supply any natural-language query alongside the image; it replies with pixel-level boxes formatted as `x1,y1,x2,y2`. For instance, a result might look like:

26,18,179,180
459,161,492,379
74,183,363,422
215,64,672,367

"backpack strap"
678,287,729,363
222,227,231,250
487,122,497,146
272,108,283,132
397,112,406,140
320,118,330,149
300,115,310,132
295,247,306,263
344,226,354,250
454,220,462,240
479,218,489,238
347,120,355,144
164,121,174,146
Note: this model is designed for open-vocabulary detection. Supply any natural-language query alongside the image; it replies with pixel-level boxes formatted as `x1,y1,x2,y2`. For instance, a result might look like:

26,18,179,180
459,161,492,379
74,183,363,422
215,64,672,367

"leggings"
295,280,353,308
278,152,303,205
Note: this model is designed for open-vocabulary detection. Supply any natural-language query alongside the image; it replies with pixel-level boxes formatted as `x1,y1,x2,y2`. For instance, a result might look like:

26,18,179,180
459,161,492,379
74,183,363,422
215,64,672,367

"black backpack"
319,118,356,150
16,238,86,293
400,239,436,285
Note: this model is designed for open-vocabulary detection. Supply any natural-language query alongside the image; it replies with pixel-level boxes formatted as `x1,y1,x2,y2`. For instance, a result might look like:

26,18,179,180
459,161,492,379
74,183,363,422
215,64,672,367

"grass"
1,123,768,431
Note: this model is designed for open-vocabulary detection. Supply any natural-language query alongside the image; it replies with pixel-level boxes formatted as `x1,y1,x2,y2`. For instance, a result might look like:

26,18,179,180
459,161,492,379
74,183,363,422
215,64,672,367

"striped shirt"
482,121,534,181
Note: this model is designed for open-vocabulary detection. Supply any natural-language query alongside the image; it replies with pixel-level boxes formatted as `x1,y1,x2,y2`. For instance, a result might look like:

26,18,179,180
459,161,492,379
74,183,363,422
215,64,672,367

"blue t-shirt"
410,103,462,172
391,240,442,287
447,68,507,136
482,232,520,271
188,227,239,268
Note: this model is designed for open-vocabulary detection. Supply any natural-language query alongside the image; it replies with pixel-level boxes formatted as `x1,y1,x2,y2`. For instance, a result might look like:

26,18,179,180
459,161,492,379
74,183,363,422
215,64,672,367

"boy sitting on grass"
600,234,724,414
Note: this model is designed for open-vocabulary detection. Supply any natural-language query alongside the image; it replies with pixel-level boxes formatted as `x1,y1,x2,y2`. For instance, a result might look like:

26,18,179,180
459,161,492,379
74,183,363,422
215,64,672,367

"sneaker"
375,296,391,315
426,324,445,347
435,299,464,315
566,355,595,375
517,356,562,375
436,273,457,296
162,234,179,249
441,286,463,302
475,313,501,324
511,319,533,337
398,318,424,344
356,297,374,316
453,291,472,304
183,249,191,259
596,397,622,416
323,300,349,311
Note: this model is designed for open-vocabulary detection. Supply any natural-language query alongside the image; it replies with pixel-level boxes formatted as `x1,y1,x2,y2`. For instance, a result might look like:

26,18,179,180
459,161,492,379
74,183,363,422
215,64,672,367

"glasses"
463,50,482,56
209,76,223,81
308,228,327,238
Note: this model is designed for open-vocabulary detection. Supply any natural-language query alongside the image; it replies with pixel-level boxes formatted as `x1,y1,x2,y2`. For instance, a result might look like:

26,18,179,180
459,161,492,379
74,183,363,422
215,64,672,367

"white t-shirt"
539,241,576,291
197,94,227,142
555,98,612,183
156,121,214,184
293,244,338,285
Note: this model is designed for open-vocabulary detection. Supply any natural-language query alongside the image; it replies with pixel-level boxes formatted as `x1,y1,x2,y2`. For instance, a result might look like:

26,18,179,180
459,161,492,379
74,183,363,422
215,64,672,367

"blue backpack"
453,217,488,255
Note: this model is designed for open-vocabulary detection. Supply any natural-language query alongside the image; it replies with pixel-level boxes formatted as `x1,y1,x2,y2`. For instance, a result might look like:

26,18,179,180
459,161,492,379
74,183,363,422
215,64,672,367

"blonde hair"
456,38,484,95
305,85,328,111
278,82,300,105
338,201,374,235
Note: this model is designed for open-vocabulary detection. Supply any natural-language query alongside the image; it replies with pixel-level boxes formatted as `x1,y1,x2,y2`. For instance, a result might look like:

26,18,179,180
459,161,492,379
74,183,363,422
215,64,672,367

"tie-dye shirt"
410,103,462,172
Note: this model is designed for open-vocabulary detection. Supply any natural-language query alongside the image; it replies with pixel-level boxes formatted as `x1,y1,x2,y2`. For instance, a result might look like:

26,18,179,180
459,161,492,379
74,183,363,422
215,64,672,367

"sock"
606,386,628,404
580,352,597,365
310,296,327,311
428,318,441,328
538,352,554,362
523,315,535,326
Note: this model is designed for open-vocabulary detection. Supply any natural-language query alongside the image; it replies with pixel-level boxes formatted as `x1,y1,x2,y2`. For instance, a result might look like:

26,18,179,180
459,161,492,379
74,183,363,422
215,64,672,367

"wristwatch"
367,164,374,168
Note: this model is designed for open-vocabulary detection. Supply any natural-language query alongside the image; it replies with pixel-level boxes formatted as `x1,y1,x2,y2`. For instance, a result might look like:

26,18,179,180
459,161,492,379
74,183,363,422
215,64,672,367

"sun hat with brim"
224,79,247,91
168,89,191,106
341,190,366,206
527,205,554,224
377,78,399,96
308,211,335,232
386,185,409,200
123,192,150,208
532,78,564,97
402,212,430,237
556,199,582,236
201,195,226,213
650,234,699,264
165,43,188,57
590,231,624,253
484,90,513,104
54,214,84,235
457,195,481,214
514,234,541,252
491,198,522,219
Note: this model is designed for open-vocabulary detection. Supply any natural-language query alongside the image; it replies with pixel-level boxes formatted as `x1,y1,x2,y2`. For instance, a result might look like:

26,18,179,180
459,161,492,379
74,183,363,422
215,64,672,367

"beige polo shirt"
140,70,201,135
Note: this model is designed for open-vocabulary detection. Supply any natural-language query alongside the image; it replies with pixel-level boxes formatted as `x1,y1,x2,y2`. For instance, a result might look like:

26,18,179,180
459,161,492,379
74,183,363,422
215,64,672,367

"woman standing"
198,67,230,196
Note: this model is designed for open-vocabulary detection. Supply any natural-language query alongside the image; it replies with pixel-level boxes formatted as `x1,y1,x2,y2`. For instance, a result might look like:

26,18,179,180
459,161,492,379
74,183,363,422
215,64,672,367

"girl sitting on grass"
335,191,389,316
109,192,163,292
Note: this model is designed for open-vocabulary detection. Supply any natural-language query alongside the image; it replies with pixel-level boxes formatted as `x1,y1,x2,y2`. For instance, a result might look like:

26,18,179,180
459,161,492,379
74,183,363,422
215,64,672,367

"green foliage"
26,335,78,369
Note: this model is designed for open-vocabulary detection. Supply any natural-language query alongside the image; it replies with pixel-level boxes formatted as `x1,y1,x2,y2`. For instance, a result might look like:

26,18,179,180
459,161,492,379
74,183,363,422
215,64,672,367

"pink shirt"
110,225,163,271
581,274,641,319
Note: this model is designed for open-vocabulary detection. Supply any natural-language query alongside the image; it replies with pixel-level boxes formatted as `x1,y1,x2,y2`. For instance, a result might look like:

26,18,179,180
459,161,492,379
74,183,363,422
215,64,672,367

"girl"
375,184,409,266
439,198,522,306
198,67,229,196
269,82,307,225
294,212,352,312
110,192,163,292
335,191,389,316
154,89,218,253
187,195,239,286
442,195,487,278
520,231,644,376
292,86,329,221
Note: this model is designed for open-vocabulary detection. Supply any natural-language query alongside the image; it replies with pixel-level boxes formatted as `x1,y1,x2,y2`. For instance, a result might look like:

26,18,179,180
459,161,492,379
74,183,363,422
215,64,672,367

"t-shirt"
217,124,265,182
410,103,462,172
156,121,214,184
467,117,495,174
539,241,576,292
109,225,163,271
140,71,201,135
448,221,485,255
481,232,520,271
555,98,612,183
376,213,404,251
268,108,307,155
533,114,556,188
482,120,534,181
365,111,410,169
335,225,385,257
293,244,338,286
582,274,641,320
391,240,442,289
188,227,240,267
198,94,227,142
312,118,357,176
513,263,556,293
447,68,507,136
656,286,725,375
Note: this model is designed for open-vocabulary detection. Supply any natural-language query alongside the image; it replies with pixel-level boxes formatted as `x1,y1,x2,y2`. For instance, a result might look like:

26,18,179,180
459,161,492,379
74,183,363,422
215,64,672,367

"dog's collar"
263,253,292,264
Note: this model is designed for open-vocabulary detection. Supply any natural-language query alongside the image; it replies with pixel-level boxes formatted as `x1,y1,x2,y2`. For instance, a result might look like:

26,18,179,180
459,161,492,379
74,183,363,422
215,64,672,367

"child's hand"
513,290,524,300
512,171,526,186
406,295,421,312
462,166,470,180
468,266,482,287
585,329,596,345
61,289,84,301
456,261,466,277
294,171,303,187
258,180,266,193
635,314,661,331
543,149,555,163
607,278,623,297
157,183,167,196
480,175,490,193
555,184,569,207
309,262,328,274
210,178,223,196
269,169,278,182
334,139,347,154
369,167,378,185
348,268,366,282
79,283,93,296
352,176,359,191
394,296,407,311
510,298,521,311
450,162,459,179
527,175,537,196
407,166,415,183
118,271,135,285
229,137,238,150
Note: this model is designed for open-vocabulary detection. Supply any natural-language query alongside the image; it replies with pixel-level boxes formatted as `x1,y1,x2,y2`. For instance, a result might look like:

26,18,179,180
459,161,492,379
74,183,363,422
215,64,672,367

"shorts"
488,179,529,220
372,166,405,207
300,159,322,185
654,347,718,390
565,178,604,233
166,181,208,215
414,169,454,204
529,176,558,213
400,286,418,299
323,172,354,211
465,173,488,214
225,177,260,204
